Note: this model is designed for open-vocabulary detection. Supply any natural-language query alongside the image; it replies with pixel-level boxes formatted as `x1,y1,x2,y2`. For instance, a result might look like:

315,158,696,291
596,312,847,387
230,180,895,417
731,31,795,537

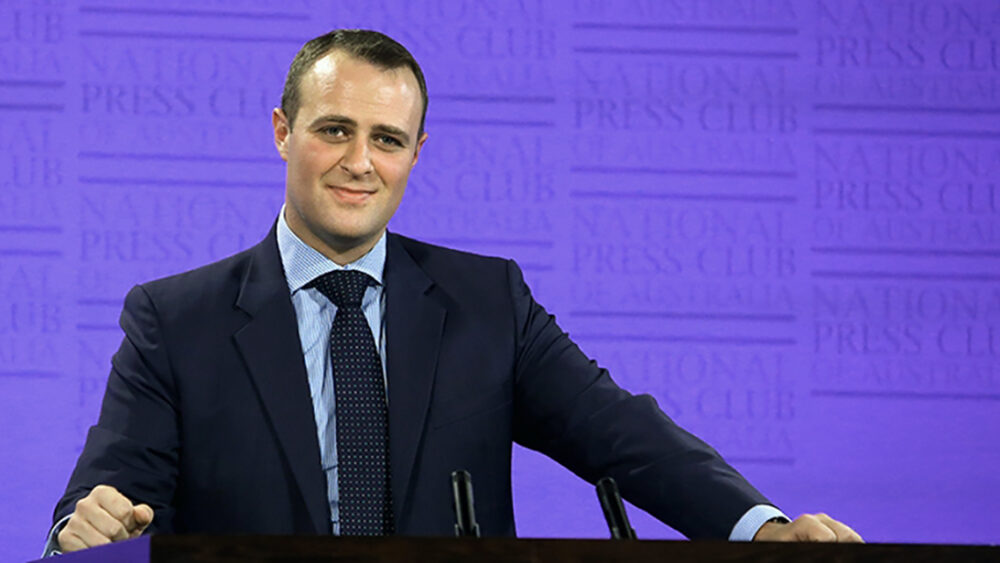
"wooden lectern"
28,535,1000,562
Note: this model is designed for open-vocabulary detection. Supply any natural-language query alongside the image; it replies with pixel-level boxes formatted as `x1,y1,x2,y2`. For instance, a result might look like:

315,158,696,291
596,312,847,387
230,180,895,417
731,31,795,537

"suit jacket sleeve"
52,284,179,533
505,260,773,539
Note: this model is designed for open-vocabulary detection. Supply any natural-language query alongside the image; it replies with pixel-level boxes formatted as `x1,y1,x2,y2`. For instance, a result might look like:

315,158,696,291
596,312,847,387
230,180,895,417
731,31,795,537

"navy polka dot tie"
309,270,393,536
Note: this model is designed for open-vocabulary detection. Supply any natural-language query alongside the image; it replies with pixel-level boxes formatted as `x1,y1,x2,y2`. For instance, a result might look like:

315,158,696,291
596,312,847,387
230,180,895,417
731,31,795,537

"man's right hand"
57,485,154,552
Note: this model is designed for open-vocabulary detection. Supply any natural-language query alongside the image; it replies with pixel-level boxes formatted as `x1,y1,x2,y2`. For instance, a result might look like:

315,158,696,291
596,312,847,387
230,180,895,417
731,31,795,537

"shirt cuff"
728,504,789,541
41,514,71,557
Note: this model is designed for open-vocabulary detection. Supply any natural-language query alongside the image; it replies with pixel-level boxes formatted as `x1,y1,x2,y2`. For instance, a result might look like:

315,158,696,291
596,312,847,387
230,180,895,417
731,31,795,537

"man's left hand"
753,513,864,542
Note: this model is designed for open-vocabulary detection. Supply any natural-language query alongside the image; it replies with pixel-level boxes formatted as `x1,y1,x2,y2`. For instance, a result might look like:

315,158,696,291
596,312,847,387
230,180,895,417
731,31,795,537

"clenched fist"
754,512,863,542
58,485,154,552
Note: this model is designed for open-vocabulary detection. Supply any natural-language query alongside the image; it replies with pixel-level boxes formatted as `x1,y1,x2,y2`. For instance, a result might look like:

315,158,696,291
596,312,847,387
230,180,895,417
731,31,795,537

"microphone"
596,477,636,539
451,469,481,537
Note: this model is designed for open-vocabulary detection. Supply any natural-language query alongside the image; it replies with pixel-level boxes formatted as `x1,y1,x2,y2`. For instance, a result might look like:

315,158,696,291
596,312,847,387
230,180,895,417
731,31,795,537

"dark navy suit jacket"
54,226,771,539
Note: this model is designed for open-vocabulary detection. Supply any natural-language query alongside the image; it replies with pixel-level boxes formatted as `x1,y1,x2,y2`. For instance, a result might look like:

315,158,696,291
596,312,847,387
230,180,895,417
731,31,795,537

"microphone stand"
596,477,637,539
451,469,481,538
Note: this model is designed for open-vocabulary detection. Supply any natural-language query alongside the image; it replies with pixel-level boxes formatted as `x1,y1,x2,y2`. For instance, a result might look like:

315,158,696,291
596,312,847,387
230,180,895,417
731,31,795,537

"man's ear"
410,131,428,167
272,108,291,162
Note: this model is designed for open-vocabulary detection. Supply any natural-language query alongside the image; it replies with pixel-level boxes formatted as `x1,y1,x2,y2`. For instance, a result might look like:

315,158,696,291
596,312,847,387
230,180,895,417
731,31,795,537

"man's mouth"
329,185,376,203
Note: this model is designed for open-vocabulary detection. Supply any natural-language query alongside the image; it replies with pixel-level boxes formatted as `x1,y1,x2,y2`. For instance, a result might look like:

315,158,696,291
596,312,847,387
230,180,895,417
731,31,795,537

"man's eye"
377,135,402,147
322,126,346,137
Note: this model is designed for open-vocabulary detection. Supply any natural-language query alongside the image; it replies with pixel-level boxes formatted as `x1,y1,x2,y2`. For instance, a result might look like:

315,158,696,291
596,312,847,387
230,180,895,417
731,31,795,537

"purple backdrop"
2,0,1000,560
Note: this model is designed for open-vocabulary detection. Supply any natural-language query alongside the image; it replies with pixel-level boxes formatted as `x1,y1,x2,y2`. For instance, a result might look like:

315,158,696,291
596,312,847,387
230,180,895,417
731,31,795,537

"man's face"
272,50,427,263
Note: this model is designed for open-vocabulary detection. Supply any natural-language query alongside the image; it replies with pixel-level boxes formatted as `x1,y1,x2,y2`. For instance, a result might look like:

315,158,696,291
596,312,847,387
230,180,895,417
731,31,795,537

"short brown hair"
280,29,428,136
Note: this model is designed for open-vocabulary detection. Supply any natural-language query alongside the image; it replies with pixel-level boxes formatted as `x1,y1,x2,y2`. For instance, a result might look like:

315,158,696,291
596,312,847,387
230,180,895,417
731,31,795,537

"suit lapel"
384,233,446,526
232,226,329,534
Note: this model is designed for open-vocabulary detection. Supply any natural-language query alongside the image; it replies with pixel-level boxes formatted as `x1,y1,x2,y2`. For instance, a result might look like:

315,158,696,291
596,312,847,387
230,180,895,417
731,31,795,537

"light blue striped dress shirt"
276,210,388,535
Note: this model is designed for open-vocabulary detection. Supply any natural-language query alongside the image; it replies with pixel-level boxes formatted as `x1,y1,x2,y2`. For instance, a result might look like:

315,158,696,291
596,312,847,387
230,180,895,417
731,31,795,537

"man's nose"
340,137,374,178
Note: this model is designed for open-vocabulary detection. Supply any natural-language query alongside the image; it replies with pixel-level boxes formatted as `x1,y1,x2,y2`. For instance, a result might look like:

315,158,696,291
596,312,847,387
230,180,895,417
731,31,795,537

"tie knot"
309,270,375,308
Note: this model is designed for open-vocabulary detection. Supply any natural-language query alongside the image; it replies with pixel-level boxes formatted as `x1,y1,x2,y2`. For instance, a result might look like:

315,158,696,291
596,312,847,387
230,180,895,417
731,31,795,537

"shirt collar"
276,205,386,294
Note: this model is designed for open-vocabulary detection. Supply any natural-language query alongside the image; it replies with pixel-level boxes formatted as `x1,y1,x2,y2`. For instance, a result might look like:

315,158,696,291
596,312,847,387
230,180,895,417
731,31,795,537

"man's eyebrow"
309,114,357,128
310,115,411,145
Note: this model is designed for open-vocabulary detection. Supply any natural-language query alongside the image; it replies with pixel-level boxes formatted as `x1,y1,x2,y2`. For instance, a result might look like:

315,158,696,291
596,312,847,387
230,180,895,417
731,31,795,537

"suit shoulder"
390,234,524,326
392,233,511,275
133,244,257,308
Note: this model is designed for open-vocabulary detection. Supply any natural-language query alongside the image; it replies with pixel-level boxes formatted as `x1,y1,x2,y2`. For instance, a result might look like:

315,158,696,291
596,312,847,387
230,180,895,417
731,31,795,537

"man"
46,30,862,555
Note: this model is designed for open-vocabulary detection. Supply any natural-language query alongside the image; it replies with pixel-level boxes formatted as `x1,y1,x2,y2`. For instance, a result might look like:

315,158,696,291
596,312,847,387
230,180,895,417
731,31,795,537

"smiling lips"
329,185,375,204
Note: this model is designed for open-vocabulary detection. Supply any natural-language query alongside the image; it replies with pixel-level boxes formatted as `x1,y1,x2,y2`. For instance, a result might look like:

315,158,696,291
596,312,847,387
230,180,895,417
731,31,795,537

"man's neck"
282,211,382,266
314,235,381,266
